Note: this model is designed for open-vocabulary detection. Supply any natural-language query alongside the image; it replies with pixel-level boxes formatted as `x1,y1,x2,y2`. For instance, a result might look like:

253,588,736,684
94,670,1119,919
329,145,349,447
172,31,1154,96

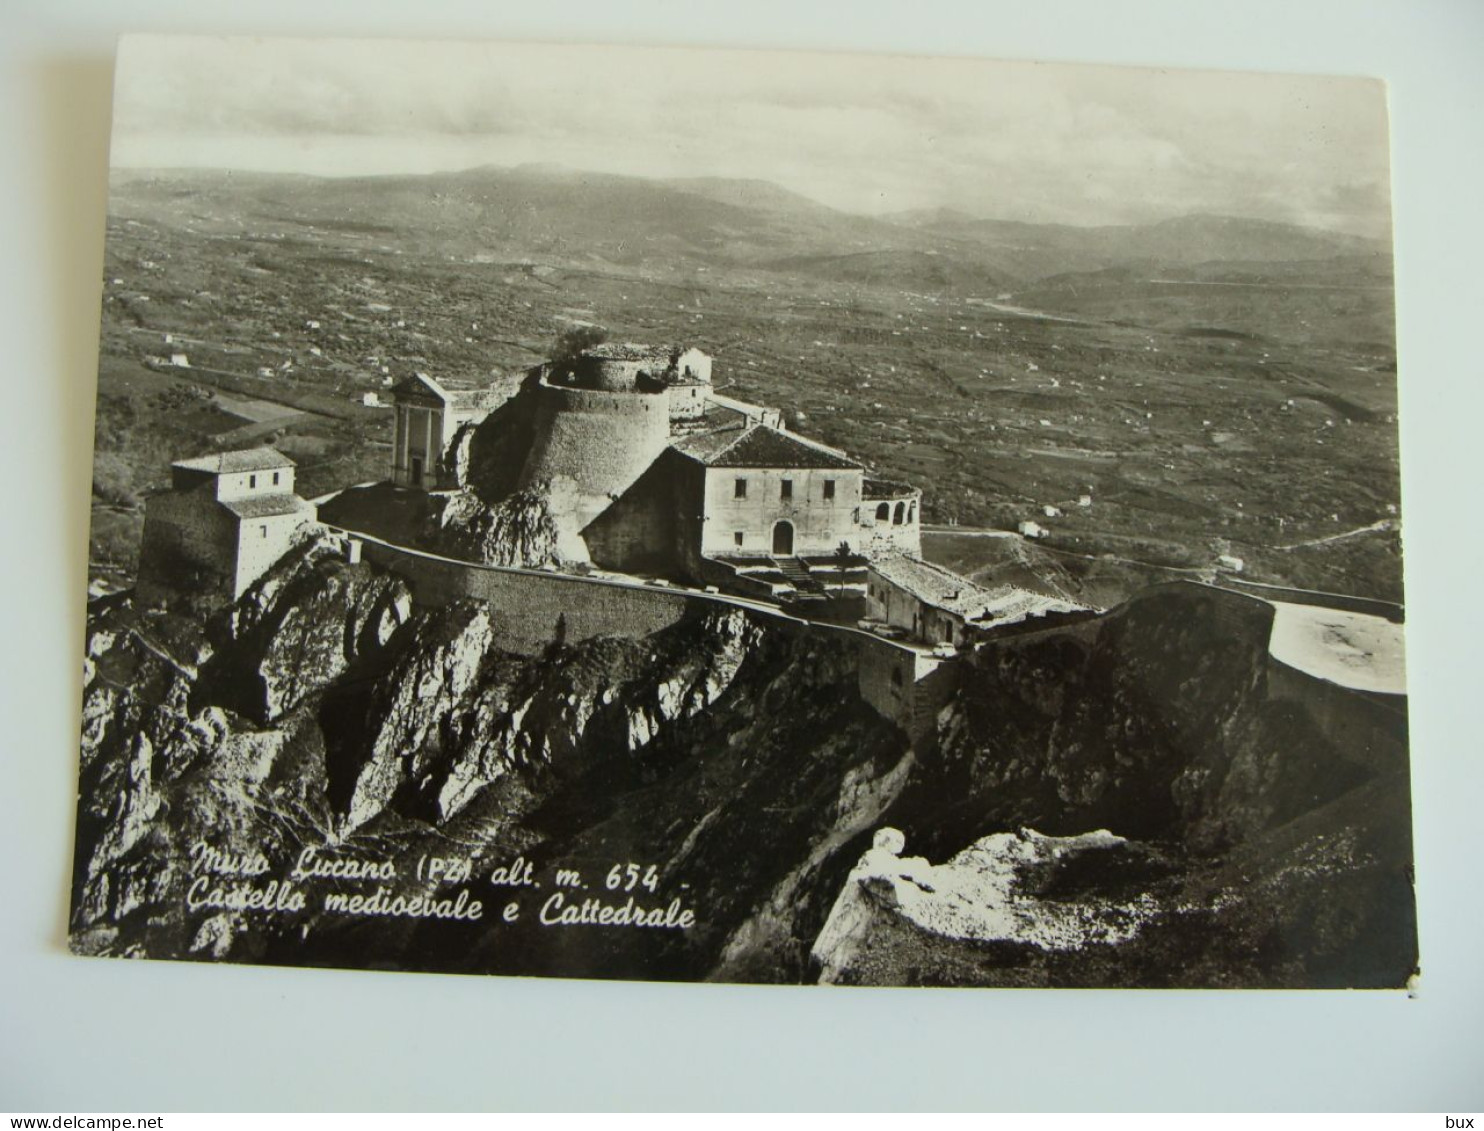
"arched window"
908,501,916,523
876,502,890,522
893,502,905,525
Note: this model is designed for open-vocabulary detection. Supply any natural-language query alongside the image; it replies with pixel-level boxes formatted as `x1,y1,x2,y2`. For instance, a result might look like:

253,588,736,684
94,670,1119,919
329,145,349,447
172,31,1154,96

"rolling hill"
108,163,1390,295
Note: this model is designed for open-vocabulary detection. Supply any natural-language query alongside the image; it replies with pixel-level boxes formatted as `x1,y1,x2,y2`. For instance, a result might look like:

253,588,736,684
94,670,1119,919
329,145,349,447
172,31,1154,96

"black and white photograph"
70,33,1415,989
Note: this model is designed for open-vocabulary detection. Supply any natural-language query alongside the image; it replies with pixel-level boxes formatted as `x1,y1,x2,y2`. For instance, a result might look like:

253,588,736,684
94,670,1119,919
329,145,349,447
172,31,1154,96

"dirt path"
1277,519,1396,552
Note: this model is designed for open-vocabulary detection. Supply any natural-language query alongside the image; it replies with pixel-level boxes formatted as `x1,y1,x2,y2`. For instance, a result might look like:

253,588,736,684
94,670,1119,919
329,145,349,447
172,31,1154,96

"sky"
111,36,1394,237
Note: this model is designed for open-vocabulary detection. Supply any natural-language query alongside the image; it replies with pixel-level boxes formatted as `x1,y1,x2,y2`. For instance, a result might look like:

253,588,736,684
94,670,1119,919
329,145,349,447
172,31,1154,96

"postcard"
73,34,1414,987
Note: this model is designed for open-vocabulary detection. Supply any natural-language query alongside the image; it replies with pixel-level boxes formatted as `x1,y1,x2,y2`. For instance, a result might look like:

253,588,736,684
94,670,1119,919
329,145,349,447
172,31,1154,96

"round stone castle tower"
560,343,712,393
517,347,676,528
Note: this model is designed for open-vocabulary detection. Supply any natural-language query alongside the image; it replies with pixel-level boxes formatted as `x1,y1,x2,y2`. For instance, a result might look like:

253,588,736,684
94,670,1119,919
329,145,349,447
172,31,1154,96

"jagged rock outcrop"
901,584,1402,855
812,826,1152,984
73,547,914,976
817,583,1415,988
71,571,1415,988
198,535,414,723
322,605,770,832
429,482,591,568
440,375,541,499
336,601,499,830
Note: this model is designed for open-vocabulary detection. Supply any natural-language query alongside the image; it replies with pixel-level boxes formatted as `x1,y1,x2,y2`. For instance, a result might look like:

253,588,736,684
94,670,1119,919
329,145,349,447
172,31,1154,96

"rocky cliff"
71,552,1416,987
428,482,590,569
812,584,1415,987
71,537,910,978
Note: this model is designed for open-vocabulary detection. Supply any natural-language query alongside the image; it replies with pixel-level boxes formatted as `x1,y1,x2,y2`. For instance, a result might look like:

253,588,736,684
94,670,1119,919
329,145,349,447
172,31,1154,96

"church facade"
389,371,506,490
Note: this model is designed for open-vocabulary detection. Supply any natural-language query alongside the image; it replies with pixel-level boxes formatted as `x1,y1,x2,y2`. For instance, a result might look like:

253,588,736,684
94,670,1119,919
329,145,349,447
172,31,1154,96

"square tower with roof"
136,446,317,604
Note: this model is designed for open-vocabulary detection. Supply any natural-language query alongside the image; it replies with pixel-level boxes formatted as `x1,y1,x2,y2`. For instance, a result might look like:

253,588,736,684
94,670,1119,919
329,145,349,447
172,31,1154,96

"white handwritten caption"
185,841,698,930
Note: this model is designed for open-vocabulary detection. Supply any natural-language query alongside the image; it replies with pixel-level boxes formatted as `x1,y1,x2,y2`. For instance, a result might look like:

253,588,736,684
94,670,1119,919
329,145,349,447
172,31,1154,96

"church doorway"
772,520,795,556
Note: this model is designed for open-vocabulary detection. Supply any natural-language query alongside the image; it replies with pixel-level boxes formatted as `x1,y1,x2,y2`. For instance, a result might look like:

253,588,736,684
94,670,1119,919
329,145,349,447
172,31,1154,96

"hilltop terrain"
77,166,1413,985
90,164,1401,606
72,539,1415,986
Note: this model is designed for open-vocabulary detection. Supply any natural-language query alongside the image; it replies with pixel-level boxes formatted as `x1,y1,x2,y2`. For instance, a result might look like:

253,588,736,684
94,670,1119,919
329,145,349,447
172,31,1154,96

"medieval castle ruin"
137,343,1081,672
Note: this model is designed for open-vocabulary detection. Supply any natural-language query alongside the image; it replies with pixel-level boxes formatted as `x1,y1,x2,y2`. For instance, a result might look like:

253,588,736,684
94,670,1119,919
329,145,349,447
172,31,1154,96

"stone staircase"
773,556,826,596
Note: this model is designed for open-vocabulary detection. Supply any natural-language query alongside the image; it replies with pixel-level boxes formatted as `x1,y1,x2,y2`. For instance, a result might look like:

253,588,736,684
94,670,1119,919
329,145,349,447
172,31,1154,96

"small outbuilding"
137,447,317,605
866,554,1086,648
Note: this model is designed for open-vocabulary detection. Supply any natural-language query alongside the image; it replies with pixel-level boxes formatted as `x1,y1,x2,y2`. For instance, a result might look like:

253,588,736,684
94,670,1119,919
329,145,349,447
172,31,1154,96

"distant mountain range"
886,207,1387,268
108,163,1391,290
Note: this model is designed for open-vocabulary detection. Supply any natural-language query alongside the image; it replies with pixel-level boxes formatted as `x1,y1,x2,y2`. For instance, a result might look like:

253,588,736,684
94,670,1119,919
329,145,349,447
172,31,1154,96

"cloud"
112,35,1392,234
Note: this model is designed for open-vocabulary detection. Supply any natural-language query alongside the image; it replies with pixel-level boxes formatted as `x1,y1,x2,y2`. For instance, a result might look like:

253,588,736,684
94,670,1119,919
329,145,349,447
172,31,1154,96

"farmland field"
89,166,1402,606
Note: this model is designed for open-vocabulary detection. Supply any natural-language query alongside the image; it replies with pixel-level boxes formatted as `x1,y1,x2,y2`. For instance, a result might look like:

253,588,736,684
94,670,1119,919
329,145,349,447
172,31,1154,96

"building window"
734,478,748,499
876,502,890,522
781,479,793,500
249,474,257,489
894,502,905,525
734,531,744,548
259,525,268,538
273,471,281,486
823,479,835,500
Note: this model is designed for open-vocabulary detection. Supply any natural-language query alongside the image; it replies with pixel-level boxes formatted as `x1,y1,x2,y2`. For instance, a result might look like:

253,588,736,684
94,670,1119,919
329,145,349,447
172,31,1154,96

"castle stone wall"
856,640,953,741
860,516,923,558
567,347,711,392
351,533,941,738
232,508,317,598
1267,657,1408,775
357,538,692,654
215,467,293,501
859,489,922,557
669,383,708,420
137,492,237,605
518,378,672,527
581,450,705,576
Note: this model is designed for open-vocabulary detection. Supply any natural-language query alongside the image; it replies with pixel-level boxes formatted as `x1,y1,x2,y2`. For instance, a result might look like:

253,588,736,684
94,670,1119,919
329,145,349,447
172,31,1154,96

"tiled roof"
219,494,315,521
173,447,295,475
389,372,452,402
216,492,313,519
680,424,862,470
671,425,749,463
216,492,314,519
871,554,1084,624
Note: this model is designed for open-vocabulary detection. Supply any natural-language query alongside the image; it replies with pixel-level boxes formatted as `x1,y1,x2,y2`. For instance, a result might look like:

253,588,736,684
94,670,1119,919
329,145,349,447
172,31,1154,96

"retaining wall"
358,538,691,655
1217,577,1404,623
348,531,944,741
1266,658,1408,775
